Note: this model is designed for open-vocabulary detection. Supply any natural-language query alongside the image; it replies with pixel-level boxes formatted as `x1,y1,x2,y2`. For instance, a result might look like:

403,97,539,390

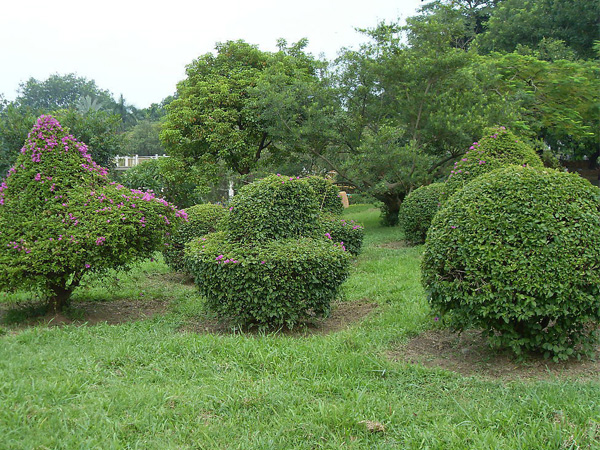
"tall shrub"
443,126,543,199
422,166,600,360
398,182,445,245
0,115,186,311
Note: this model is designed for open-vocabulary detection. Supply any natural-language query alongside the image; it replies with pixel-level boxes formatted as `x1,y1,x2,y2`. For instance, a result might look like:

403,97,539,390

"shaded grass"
1,205,599,449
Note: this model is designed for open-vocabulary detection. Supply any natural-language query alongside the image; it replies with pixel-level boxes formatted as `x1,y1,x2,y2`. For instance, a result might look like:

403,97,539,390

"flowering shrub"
226,174,320,243
0,115,185,311
398,183,445,245
185,232,350,328
422,166,600,360
163,203,229,271
184,174,354,328
443,127,543,199
319,214,364,255
305,175,344,215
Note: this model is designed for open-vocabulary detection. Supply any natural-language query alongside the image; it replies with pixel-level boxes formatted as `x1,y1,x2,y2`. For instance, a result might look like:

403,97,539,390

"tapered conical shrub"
0,115,186,311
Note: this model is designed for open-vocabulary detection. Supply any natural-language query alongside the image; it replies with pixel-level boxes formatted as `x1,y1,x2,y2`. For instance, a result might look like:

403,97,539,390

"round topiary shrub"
226,174,320,243
305,175,344,215
398,183,445,245
0,115,186,311
319,214,364,256
163,203,229,271
184,232,350,328
422,165,600,360
443,126,543,199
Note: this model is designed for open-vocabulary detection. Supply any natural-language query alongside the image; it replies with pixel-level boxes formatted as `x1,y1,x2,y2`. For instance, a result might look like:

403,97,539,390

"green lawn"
1,206,598,449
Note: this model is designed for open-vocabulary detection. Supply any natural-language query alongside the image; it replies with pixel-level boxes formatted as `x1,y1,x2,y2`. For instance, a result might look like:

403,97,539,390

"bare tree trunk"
47,282,74,313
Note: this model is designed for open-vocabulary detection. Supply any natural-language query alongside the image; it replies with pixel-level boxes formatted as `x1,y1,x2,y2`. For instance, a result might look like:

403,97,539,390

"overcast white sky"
1,0,425,109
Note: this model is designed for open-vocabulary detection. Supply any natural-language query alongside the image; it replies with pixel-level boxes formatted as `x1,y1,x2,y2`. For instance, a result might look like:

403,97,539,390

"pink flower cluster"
215,254,239,264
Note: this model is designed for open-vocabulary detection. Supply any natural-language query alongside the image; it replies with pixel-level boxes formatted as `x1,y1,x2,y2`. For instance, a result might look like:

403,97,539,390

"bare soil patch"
377,241,410,249
1,298,378,337
388,329,600,381
180,299,379,336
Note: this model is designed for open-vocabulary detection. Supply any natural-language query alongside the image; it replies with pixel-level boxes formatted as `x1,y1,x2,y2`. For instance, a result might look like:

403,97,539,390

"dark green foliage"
164,203,228,271
422,166,600,360
226,174,320,243
398,183,445,245
0,116,184,311
305,176,344,215
184,174,353,328
443,127,543,199
185,232,350,329
319,214,364,256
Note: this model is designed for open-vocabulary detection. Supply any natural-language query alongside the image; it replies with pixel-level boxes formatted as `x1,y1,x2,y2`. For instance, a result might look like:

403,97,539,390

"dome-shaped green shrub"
398,183,445,245
163,203,228,271
305,175,344,215
443,127,543,199
422,166,600,360
185,232,350,328
319,214,364,256
0,115,185,311
226,174,320,243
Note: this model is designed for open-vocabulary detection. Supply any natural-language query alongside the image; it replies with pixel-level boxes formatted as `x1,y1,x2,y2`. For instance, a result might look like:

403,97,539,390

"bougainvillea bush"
163,203,229,272
319,214,364,256
185,232,350,328
0,115,186,311
305,175,344,215
185,174,351,328
422,166,600,360
398,183,445,245
443,127,543,199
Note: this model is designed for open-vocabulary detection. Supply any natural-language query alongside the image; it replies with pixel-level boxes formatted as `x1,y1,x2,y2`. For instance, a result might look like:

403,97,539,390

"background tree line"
1,0,598,223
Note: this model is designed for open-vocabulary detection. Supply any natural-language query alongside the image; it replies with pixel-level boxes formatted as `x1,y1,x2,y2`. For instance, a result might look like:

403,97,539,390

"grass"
1,205,599,449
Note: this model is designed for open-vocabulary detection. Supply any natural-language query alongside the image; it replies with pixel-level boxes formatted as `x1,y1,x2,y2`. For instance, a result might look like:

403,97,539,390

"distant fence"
114,154,168,170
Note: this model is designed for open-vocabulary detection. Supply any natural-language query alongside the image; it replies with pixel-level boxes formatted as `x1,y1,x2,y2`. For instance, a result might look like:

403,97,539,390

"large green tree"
160,40,324,182
474,0,600,60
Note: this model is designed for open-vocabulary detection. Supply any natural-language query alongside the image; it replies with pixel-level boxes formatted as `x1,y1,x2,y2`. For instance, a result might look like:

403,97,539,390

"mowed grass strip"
1,205,598,449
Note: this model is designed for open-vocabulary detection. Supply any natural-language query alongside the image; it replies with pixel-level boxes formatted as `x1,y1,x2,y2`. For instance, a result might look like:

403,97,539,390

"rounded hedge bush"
305,175,344,215
398,183,445,245
226,174,320,243
443,126,543,199
0,115,185,311
184,232,350,328
422,166,600,360
319,214,364,256
163,203,229,271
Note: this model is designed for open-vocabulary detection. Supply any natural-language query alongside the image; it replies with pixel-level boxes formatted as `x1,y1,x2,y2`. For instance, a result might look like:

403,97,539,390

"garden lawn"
0,205,598,449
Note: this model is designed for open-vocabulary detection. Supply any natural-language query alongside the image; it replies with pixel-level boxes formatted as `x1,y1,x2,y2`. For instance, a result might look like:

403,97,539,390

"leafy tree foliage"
474,0,600,60
16,73,115,111
122,120,164,156
0,116,185,311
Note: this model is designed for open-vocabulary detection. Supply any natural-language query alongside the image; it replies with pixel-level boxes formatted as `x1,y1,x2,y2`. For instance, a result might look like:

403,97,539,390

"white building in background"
113,154,168,170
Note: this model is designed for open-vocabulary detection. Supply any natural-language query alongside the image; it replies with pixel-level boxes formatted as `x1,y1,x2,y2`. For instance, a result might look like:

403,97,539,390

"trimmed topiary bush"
226,174,320,243
305,175,344,215
0,115,186,311
443,126,543,199
398,183,445,245
422,165,600,360
163,203,229,271
185,232,350,328
184,173,355,328
319,214,364,256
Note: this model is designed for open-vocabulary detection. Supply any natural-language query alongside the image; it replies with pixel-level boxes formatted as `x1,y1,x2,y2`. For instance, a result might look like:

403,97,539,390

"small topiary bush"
422,165,600,360
319,214,364,256
163,203,229,271
398,183,445,245
185,232,350,328
443,126,543,199
305,175,344,215
226,174,320,243
0,115,186,311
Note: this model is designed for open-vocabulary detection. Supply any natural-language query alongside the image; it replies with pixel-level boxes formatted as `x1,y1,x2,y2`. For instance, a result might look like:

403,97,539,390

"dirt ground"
389,329,599,381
